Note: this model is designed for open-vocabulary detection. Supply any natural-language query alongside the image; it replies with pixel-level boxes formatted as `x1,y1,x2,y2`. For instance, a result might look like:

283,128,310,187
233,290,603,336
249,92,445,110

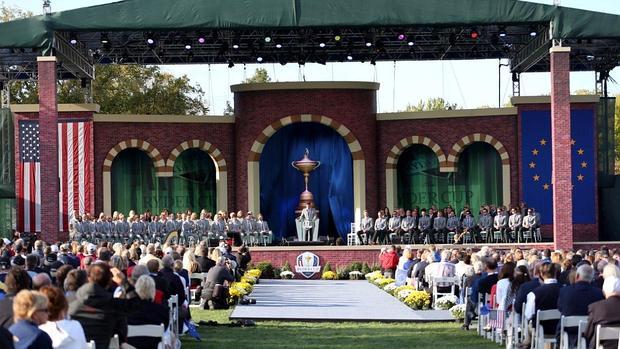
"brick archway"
102,139,166,214
247,114,366,218
446,133,511,206
166,140,229,211
384,136,447,209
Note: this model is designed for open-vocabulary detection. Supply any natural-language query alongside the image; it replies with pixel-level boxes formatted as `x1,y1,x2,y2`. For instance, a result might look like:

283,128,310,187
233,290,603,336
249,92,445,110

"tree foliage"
244,68,271,83
403,97,459,112
2,4,209,115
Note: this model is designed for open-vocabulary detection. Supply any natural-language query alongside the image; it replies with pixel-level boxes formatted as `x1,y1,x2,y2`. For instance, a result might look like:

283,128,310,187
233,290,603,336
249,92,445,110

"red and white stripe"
18,161,41,233
58,121,92,231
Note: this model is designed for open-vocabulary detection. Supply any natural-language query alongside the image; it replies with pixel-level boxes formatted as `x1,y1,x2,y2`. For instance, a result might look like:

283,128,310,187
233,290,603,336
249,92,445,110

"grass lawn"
181,308,499,349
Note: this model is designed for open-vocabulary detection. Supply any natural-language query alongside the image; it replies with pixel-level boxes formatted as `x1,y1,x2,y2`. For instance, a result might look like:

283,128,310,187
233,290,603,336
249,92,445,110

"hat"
11,255,25,267
50,244,59,253
603,276,620,295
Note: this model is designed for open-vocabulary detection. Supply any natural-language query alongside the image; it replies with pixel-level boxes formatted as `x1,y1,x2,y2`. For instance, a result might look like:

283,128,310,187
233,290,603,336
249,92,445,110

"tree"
244,68,271,83
402,97,459,112
2,4,209,115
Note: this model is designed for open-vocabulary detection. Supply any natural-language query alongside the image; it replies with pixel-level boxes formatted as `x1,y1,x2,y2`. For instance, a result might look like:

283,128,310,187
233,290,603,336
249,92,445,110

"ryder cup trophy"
292,149,320,241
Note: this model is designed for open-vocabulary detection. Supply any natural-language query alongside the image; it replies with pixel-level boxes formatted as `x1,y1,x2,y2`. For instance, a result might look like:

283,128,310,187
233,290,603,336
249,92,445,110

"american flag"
17,121,41,233
17,120,93,233
488,309,506,331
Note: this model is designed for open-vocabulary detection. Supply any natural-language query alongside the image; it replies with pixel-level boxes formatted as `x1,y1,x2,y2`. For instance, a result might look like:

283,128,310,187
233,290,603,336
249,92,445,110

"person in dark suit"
195,246,215,273
146,259,171,303
462,258,498,331
514,262,543,316
127,275,170,349
557,264,604,345
524,263,561,339
585,276,620,349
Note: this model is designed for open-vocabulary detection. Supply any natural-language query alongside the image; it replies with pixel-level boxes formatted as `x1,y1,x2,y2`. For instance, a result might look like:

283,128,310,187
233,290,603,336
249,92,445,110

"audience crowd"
379,244,620,349
0,236,249,349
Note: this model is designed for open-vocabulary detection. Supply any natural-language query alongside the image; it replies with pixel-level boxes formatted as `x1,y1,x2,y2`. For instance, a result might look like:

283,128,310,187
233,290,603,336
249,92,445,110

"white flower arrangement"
383,282,397,293
397,289,414,301
435,295,458,310
449,304,467,319
280,270,295,279
349,270,364,280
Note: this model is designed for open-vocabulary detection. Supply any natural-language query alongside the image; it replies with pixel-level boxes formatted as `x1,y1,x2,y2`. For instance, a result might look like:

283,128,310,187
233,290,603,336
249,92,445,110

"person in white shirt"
455,251,474,280
425,250,456,290
39,286,87,349
494,262,516,310
508,208,522,243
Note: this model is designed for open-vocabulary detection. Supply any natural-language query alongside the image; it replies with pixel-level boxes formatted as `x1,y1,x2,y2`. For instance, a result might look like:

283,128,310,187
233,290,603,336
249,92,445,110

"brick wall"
93,122,235,213
377,114,520,208
234,89,378,214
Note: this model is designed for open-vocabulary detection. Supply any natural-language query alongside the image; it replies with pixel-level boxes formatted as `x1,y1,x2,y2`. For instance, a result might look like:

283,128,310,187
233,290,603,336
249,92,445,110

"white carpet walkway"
230,279,452,322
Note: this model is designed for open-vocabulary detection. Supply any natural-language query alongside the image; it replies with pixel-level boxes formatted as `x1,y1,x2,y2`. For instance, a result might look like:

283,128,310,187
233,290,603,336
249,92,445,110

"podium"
295,218,320,242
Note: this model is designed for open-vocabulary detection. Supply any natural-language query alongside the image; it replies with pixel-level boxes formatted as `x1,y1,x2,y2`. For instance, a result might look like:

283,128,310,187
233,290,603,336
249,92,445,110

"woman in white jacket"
38,286,88,349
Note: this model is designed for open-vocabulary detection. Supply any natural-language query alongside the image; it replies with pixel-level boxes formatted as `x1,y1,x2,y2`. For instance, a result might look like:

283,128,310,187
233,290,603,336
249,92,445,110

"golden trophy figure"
292,149,320,241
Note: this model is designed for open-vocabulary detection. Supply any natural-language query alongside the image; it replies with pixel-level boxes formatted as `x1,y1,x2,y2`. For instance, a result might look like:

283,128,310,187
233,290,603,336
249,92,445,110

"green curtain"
111,148,158,214
167,148,216,213
454,142,502,211
397,142,502,211
397,144,452,209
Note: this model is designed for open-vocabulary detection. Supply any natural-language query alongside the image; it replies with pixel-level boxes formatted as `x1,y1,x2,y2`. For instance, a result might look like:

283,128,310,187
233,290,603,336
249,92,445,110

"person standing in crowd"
380,245,399,279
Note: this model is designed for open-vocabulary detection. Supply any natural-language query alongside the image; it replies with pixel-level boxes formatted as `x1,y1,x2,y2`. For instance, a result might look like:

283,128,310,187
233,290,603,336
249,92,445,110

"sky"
4,0,620,114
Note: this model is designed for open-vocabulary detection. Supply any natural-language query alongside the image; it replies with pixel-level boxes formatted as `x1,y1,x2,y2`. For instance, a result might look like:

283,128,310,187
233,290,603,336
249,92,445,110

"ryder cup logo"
295,252,321,278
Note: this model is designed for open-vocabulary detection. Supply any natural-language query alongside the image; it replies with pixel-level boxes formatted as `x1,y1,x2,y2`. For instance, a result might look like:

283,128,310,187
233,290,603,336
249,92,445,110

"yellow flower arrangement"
365,270,383,281
393,285,415,295
229,286,246,298
403,290,431,310
321,271,338,280
375,277,395,288
240,276,257,285
246,269,262,278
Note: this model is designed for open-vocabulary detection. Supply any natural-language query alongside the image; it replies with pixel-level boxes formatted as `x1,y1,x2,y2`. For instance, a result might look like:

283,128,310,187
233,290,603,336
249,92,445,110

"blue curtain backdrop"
259,123,353,240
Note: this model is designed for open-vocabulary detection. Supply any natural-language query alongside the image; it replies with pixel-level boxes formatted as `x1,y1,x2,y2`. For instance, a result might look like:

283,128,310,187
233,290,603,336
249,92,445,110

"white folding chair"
348,223,358,246
559,315,588,349
108,334,120,349
533,309,561,349
86,340,95,349
432,276,457,309
168,294,179,340
522,310,530,345
595,325,620,349
127,324,165,348
577,320,588,349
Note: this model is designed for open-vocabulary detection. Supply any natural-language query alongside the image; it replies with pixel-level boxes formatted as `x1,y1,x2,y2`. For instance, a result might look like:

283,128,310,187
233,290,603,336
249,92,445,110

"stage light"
197,36,206,44
346,52,353,61
529,27,537,37
100,33,109,45
397,32,407,41
146,33,156,48
470,29,479,40
256,56,263,62
334,29,342,42
232,43,240,49
365,32,375,47
69,33,78,45
274,39,283,49
498,27,507,38
586,55,595,61
319,40,326,48
185,41,192,50
407,40,414,46
232,33,241,49
264,36,272,43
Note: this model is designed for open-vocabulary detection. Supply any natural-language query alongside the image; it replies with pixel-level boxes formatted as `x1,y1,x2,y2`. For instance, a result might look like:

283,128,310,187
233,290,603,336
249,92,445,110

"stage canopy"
1,0,620,81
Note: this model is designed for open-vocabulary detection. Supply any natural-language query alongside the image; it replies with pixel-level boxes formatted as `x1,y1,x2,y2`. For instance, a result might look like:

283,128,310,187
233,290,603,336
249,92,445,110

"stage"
230,279,452,322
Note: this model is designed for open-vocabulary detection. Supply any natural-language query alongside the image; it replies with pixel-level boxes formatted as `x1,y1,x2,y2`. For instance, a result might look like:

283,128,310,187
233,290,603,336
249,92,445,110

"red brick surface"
234,89,378,214
93,122,235,214
550,50,574,250
377,114,520,208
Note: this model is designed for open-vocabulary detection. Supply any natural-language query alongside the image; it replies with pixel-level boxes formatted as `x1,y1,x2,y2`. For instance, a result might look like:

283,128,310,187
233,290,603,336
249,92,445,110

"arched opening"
259,123,353,240
111,148,157,214
454,142,503,211
166,148,217,213
397,144,452,209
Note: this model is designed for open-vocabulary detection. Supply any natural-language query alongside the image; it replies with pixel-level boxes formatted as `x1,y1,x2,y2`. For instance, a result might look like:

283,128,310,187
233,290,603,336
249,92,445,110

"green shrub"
322,262,332,273
361,262,371,275
282,261,292,272
254,261,275,279
350,262,363,272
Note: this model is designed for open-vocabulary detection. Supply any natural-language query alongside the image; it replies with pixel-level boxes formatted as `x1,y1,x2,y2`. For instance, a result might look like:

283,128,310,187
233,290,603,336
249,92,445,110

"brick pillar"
37,56,59,242
549,47,573,250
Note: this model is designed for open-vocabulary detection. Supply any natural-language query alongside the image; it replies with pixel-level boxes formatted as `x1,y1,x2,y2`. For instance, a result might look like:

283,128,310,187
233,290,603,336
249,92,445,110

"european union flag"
521,109,596,224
